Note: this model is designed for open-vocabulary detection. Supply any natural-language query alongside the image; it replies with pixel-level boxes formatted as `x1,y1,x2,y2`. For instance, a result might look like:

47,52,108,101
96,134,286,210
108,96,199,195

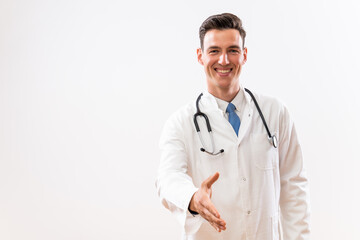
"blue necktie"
226,103,240,136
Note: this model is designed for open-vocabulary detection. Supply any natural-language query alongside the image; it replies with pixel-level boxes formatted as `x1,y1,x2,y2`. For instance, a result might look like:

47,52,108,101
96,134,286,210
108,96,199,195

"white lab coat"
156,86,310,240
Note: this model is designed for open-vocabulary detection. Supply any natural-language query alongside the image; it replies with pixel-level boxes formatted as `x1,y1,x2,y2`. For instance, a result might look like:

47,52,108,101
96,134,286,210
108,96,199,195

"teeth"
217,69,231,73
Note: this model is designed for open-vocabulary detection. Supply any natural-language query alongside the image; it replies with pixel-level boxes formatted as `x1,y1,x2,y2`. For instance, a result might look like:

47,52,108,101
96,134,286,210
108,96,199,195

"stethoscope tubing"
194,88,278,154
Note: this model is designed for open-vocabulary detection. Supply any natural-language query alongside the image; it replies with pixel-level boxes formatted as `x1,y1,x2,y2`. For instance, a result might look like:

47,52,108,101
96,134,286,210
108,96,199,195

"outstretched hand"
189,172,226,232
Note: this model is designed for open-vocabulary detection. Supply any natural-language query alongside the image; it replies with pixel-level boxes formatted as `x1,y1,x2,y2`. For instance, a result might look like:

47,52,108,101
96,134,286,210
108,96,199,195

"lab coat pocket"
250,133,277,170
199,152,225,174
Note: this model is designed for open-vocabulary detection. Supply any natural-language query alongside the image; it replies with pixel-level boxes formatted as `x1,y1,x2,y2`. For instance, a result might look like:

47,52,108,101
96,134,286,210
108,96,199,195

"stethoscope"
193,88,278,155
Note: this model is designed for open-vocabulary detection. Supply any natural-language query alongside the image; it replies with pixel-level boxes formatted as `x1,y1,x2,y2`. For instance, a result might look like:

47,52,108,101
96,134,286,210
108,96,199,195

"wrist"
188,207,199,215
188,192,199,216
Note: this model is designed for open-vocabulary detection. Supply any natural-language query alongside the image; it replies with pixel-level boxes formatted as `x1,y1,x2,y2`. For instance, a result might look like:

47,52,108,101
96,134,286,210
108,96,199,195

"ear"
197,48,204,65
242,47,248,65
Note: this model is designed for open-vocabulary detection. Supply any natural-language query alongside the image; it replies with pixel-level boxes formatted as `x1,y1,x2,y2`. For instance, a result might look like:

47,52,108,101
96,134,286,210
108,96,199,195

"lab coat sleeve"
155,112,204,234
278,105,311,240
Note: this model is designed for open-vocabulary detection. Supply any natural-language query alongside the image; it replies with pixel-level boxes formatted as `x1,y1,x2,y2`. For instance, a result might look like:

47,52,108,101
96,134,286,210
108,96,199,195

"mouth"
214,68,232,76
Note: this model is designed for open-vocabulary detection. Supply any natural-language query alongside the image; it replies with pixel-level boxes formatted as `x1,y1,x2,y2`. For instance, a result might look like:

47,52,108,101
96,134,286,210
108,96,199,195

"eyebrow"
228,45,241,49
207,45,241,51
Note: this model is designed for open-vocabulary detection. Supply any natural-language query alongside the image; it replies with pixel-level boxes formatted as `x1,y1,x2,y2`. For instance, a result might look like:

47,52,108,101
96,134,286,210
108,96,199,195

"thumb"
204,172,220,188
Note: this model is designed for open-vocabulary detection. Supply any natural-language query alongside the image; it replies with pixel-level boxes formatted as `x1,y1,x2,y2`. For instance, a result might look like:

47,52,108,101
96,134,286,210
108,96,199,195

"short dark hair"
199,13,246,50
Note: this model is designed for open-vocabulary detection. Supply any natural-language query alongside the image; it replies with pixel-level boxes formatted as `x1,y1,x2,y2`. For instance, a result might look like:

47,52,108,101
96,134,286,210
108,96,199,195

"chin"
216,79,236,88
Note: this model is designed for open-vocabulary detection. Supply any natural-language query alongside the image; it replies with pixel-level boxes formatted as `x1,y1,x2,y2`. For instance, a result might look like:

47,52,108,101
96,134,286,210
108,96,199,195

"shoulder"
162,96,198,133
159,98,197,146
166,101,196,125
247,89,286,113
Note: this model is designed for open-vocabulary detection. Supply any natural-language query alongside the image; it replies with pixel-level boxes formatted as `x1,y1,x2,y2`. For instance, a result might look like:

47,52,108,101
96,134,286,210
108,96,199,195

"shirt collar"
209,85,248,114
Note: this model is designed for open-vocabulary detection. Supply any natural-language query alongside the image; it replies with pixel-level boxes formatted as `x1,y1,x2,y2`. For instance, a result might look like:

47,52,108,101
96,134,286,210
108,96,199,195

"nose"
218,53,229,65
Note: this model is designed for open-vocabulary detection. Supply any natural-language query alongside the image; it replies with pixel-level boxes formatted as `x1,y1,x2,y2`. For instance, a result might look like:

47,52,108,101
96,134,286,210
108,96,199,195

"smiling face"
197,29,247,98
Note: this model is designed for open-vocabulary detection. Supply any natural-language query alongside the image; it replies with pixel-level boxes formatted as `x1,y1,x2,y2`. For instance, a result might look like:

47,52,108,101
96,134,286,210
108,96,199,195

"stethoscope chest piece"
270,135,278,149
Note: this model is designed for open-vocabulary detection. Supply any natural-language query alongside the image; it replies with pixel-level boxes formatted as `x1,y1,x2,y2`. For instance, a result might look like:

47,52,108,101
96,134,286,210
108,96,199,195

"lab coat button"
243,178,246,181
247,211,251,215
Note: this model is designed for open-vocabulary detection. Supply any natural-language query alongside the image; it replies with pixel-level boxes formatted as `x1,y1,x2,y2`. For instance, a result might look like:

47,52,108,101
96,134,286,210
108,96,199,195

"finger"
209,221,222,232
200,199,220,218
203,172,220,188
201,208,226,230
200,204,226,227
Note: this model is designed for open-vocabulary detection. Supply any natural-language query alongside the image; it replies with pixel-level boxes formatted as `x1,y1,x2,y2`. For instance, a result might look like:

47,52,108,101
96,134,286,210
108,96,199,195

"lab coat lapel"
237,101,253,144
237,88,254,144
201,89,254,145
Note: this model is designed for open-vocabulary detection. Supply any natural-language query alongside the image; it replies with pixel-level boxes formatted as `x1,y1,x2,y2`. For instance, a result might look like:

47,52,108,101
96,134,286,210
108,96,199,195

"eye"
209,50,219,54
229,49,240,54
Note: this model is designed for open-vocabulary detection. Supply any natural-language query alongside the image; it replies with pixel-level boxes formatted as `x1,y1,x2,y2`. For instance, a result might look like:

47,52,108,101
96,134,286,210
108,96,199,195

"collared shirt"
210,88,246,125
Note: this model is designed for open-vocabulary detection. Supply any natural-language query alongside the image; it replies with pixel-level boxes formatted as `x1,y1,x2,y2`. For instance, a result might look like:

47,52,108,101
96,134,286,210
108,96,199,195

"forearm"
280,167,311,240
156,171,198,211
278,106,310,239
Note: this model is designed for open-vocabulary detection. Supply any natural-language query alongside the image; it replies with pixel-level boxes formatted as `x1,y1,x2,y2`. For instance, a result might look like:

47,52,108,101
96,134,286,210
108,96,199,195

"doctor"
156,13,310,240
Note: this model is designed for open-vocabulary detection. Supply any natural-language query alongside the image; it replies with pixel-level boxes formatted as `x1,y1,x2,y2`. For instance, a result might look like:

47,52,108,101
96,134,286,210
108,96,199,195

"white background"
1,0,360,239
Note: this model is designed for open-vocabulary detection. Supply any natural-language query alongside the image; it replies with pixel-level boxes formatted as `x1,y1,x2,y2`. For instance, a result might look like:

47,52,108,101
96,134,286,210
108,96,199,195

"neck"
208,86,240,102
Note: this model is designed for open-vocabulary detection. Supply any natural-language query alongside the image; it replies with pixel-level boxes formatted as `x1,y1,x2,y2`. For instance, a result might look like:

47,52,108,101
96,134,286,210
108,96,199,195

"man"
156,13,310,240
